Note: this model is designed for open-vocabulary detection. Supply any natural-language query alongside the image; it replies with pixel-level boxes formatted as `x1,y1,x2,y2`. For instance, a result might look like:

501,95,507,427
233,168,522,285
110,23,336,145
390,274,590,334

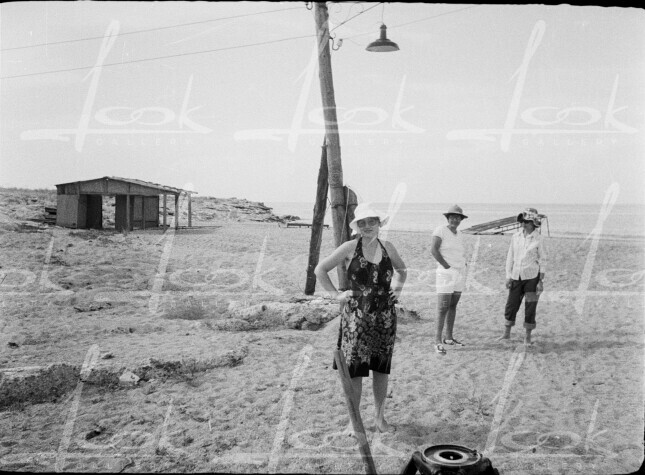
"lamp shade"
366,24,399,52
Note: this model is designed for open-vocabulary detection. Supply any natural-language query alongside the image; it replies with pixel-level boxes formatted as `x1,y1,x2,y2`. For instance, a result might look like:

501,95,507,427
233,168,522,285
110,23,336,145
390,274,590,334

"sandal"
443,338,465,347
434,344,446,355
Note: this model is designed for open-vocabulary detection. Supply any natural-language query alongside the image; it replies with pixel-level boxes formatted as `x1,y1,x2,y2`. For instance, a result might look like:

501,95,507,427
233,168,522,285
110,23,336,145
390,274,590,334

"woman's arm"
384,241,407,299
430,235,450,269
314,240,357,300
537,235,547,292
505,235,515,288
537,235,547,281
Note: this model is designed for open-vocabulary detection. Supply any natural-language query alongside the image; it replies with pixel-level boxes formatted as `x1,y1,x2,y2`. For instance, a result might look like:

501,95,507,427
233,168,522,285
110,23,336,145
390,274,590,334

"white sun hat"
442,204,468,219
349,203,389,233
517,207,542,227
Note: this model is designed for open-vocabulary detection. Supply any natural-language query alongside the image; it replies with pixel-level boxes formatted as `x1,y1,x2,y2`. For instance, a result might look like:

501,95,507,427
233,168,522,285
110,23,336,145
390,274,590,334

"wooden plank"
174,194,179,230
462,216,519,235
56,195,79,227
342,186,358,242
126,194,131,233
163,194,167,228
464,216,517,231
188,193,192,228
305,140,328,295
333,349,377,475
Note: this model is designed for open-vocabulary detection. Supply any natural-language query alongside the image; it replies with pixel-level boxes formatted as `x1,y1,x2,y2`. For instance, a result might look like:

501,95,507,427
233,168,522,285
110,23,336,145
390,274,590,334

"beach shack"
54,177,195,231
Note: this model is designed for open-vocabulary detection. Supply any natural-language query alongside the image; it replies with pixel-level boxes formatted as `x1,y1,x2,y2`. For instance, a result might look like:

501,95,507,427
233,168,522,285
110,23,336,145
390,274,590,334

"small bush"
162,298,209,320
162,298,228,320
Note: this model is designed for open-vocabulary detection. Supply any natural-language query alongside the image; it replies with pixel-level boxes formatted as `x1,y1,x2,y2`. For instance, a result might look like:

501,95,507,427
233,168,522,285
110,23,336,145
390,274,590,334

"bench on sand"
284,221,329,229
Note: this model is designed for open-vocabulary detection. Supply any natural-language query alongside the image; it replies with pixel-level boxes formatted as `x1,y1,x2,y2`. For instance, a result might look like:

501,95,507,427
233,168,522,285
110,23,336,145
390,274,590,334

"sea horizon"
266,201,645,238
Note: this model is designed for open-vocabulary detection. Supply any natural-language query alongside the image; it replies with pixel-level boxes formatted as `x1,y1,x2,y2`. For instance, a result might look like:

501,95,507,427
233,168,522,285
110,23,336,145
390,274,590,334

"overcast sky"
1,2,643,205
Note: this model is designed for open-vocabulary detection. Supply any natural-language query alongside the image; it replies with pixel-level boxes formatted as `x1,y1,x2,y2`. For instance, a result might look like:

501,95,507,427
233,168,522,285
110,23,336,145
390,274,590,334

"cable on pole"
1,5,305,51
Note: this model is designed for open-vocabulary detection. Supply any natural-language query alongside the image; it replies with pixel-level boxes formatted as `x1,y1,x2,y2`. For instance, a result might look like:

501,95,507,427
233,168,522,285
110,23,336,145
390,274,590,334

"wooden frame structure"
462,215,550,236
55,177,195,231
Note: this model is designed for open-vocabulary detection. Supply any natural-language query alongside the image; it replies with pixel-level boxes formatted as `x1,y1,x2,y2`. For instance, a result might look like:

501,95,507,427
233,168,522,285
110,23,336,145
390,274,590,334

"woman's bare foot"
496,334,511,341
375,418,394,433
342,422,355,437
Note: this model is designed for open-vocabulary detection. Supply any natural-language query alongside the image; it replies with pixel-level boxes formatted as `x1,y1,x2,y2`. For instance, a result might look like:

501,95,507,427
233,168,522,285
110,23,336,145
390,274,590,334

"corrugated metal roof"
55,176,196,195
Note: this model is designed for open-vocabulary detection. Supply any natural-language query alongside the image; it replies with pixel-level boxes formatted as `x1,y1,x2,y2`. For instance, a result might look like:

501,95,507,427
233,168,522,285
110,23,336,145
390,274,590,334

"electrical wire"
1,4,481,80
1,33,316,80
1,5,304,51
329,2,382,33
390,4,479,29
341,4,480,40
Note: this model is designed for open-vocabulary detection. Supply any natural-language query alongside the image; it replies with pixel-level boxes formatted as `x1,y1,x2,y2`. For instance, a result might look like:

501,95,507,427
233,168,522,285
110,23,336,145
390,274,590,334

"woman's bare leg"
445,292,462,341
373,371,393,432
435,293,452,344
343,376,363,435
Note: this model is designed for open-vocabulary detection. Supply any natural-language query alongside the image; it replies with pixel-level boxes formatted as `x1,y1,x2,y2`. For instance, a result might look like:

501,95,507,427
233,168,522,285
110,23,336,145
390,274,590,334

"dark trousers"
504,276,539,330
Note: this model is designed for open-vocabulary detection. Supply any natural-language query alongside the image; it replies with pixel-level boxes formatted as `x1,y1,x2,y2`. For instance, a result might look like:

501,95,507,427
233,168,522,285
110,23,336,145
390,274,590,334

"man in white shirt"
497,208,547,345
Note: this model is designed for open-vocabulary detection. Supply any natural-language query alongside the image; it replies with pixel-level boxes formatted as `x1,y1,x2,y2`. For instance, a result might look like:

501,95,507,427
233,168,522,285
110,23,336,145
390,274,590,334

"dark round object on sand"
400,445,499,475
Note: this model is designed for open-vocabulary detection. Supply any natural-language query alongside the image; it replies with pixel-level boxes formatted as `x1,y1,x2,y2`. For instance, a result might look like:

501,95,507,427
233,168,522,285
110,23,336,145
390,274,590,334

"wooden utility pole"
314,2,348,288
305,140,329,295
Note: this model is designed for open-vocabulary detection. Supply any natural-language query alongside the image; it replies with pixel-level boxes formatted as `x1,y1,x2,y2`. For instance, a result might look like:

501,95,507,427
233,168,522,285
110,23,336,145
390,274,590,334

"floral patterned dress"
334,237,397,378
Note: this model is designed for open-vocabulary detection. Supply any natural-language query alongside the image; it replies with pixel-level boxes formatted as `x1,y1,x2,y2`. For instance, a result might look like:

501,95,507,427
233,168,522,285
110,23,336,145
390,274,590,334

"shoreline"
261,222,645,243
384,227,645,242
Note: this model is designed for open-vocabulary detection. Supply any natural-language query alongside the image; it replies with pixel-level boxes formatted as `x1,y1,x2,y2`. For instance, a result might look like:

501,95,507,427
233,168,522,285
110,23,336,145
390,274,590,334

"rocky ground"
0,187,300,232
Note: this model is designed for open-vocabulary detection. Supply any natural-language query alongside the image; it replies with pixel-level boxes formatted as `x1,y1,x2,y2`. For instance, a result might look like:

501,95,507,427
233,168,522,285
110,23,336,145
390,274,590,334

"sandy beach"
0,189,643,474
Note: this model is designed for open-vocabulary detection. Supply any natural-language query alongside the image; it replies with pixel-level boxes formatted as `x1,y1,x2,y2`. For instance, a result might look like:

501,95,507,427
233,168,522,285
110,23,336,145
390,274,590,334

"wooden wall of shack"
114,195,159,231
55,178,187,231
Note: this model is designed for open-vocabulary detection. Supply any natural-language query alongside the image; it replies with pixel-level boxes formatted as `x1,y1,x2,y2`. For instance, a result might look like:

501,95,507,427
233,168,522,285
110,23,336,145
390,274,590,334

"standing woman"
431,205,468,356
315,203,407,433
498,208,547,345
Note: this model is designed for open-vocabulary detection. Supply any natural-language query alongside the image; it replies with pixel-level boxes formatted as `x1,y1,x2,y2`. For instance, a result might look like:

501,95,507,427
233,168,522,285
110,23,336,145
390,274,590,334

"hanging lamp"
366,24,399,52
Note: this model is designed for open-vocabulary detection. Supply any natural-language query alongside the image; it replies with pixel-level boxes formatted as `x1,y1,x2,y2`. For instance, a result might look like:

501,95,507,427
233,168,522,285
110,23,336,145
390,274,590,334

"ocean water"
265,202,645,238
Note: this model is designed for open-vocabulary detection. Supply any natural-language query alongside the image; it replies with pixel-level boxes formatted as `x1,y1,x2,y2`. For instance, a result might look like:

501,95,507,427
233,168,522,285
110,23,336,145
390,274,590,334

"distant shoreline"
1,189,643,240
1,191,643,207
355,227,645,243
266,201,645,240
266,200,645,208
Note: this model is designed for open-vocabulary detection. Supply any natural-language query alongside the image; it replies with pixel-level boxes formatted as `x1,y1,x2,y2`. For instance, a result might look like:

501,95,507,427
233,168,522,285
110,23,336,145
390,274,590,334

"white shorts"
435,266,465,294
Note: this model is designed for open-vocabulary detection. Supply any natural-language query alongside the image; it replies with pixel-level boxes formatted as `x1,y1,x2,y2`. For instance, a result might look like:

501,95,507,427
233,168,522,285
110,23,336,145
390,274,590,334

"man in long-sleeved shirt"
497,208,547,345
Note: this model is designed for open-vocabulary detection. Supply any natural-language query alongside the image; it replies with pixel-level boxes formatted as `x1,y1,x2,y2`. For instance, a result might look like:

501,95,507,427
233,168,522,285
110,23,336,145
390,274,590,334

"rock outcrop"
0,188,300,231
